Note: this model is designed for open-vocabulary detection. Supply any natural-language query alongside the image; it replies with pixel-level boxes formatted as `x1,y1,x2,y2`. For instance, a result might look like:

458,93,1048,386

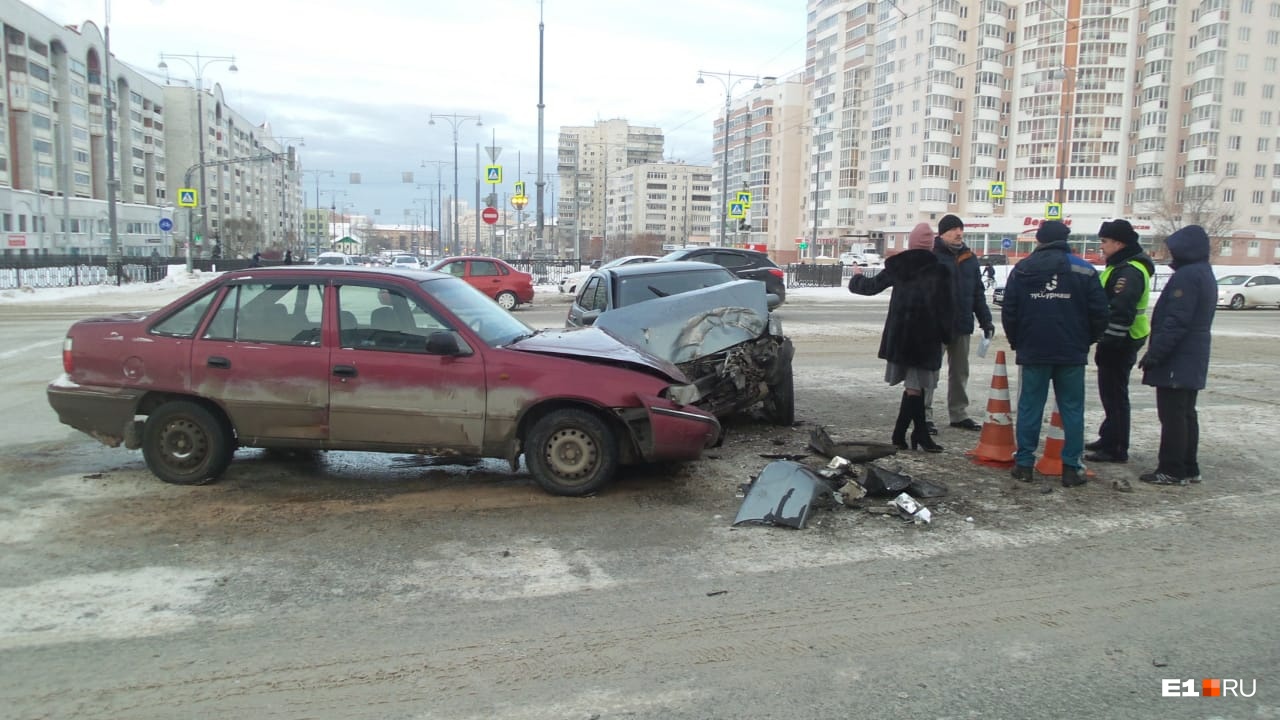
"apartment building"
604,161,713,251
1,0,304,260
556,119,665,257
163,86,303,259
804,0,1280,263
1,1,169,255
708,77,812,263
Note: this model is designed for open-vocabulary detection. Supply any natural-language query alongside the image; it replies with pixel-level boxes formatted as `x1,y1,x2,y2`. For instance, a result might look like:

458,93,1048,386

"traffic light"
194,233,203,245
485,193,498,208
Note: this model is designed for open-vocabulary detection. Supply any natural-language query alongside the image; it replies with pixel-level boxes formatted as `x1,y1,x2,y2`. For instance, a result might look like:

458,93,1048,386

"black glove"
1137,353,1150,370
982,325,995,340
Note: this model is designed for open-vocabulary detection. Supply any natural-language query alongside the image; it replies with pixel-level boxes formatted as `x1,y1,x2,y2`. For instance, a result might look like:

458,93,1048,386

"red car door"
467,259,506,300
188,280,331,443
327,283,487,452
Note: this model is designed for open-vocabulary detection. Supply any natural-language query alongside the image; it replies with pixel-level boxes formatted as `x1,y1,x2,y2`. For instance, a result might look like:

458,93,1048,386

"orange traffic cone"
1034,401,1096,478
968,350,1016,466
1035,401,1066,476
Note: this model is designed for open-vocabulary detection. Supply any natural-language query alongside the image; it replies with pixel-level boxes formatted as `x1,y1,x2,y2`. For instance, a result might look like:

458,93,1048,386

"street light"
158,51,238,266
420,160,450,258
697,70,761,245
268,136,303,252
102,0,120,281
1048,66,1078,208
806,123,837,261
428,113,482,258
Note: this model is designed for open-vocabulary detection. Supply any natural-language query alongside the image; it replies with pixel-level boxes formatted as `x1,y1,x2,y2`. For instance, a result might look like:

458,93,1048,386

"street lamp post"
1049,66,1078,208
158,51,238,264
103,0,120,281
420,160,450,258
697,70,761,246
807,124,836,261
268,136,303,253
428,113,482,257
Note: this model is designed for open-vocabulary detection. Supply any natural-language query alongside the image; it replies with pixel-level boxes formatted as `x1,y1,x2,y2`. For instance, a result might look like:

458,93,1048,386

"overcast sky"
27,0,806,227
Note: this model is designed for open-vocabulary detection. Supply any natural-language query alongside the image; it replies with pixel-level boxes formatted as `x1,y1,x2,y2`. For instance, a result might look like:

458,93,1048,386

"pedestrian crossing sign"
728,202,746,219
177,188,198,207
989,182,1006,199
736,190,752,208
485,165,502,184
1045,203,1063,220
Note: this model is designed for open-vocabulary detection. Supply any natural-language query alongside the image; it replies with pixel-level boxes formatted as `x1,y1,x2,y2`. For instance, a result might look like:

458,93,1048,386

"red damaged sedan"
46,266,720,496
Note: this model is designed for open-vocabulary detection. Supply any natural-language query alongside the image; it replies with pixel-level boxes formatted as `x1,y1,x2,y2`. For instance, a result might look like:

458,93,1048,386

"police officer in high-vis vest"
1085,219,1154,466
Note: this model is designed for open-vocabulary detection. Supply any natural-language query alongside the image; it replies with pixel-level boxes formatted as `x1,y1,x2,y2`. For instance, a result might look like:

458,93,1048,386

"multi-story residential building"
712,76,811,263
1,2,169,256
804,0,1280,264
2,0,304,260
556,119,665,258
604,161,714,252
163,85,303,259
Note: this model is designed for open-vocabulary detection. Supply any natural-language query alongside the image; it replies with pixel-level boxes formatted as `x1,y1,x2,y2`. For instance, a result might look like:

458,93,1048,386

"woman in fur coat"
848,222,955,451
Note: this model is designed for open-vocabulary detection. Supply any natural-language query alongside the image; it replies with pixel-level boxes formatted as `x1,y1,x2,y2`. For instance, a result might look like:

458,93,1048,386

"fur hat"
938,214,964,234
1098,219,1140,246
1036,220,1071,244
908,223,934,250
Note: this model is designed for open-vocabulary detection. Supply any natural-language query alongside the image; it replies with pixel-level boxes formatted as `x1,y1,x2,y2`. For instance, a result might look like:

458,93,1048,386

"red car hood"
507,327,689,383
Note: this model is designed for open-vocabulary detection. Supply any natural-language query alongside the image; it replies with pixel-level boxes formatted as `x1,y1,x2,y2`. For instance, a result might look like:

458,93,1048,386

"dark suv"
658,247,786,305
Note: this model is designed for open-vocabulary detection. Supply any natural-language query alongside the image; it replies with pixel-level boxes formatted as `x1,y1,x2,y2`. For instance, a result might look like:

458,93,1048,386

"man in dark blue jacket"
927,214,995,433
1139,225,1216,486
1001,221,1109,487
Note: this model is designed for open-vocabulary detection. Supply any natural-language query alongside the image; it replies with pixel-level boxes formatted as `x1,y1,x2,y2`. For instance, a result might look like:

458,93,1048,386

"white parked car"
1216,273,1280,310
559,255,659,295
390,255,422,270
315,252,354,266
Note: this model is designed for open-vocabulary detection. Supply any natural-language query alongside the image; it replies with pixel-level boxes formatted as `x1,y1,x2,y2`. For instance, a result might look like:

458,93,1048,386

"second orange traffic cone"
968,350,1016,466
1035,401,1066,476
1034,402,1096,478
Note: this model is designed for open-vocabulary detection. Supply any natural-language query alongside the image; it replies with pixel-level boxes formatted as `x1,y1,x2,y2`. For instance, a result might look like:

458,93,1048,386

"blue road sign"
159,218,174,232
1002,236,1013,249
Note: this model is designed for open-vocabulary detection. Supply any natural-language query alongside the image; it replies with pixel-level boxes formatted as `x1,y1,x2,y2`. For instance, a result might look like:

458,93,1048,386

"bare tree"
1140,178,1235,260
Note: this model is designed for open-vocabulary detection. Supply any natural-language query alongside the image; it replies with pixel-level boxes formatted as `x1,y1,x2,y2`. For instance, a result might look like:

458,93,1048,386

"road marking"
0,339,61,361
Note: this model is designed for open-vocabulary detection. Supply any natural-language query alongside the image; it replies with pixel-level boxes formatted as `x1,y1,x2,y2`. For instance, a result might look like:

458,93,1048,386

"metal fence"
786,262,882,288
0,254,179,290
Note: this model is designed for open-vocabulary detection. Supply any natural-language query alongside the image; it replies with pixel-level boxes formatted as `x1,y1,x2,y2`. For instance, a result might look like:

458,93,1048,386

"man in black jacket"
927,214,995,433
1085,219,1154,470
1002,221,1109,487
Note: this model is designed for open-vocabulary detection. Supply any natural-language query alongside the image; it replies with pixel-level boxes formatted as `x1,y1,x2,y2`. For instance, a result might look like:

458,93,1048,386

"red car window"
471,261,499,277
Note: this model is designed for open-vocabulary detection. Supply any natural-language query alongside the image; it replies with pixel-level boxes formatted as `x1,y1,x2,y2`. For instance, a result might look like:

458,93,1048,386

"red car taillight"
62,337,74,374
767,267,784,279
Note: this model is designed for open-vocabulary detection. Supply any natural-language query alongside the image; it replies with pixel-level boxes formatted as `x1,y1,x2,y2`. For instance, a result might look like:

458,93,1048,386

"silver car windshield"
422,277,533,346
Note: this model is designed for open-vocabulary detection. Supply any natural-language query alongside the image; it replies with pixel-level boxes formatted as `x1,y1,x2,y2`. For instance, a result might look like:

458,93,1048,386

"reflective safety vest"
1100,259,1151,340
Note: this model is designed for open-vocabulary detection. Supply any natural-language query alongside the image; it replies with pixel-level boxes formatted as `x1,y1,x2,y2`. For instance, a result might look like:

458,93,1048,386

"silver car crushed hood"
507,327,688,382
593,279,769,364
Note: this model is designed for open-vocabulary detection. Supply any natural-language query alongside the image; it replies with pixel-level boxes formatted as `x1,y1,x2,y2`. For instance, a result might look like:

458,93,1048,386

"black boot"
908,393,943,453
891,391,911,450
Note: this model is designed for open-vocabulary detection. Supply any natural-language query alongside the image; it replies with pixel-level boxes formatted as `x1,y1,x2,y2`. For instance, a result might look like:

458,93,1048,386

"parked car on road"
657,247,787,305
426,255,534,310
566,261,794,425
559,255,658,295
390,254,422,270
46,266,720,496
1217,273,1280,309
315,252,354,266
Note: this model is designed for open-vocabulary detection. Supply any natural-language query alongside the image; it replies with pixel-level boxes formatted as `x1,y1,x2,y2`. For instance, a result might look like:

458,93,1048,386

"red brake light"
62,337,74,374
767,268,784,279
